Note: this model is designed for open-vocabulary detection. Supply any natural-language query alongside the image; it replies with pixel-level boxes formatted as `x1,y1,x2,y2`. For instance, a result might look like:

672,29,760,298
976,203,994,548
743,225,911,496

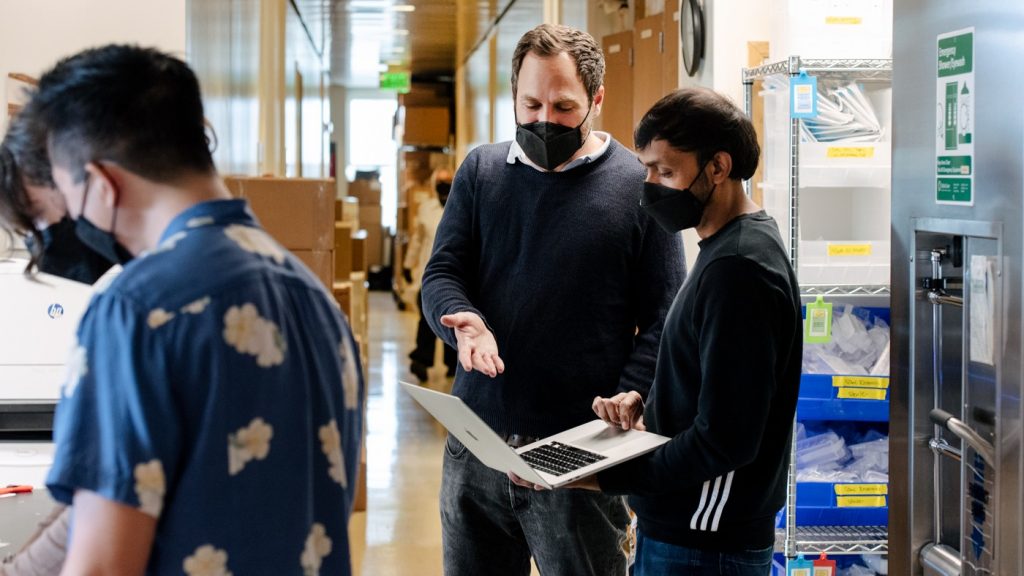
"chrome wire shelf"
800,284,891,297
743,57,892,83
776,526,889,555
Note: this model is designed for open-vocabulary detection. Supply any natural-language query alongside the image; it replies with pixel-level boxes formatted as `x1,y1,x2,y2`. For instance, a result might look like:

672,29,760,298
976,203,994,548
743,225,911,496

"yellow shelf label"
827,243,873,257
825,16,863,25
837,495,886,508
837,387,887,400
832,376,889,389
834,483,888,496
826,146,874,158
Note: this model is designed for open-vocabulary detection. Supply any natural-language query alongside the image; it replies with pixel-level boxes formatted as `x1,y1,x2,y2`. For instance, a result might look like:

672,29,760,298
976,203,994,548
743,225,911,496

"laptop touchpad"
569,425,639,452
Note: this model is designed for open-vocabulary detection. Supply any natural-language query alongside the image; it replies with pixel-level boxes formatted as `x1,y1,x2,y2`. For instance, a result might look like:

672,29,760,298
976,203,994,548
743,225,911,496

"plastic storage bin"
769,0,893,60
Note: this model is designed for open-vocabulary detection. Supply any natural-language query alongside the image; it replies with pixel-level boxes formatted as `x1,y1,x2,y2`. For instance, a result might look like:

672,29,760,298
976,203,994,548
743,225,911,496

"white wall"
680,0,770,105
0,0,187,134
675,0,770,270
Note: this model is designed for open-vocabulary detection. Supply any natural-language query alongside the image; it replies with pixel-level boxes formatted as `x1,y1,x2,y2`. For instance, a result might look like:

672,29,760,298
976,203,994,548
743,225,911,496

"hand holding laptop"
509,390,649,491
440,311,505,377
400,382,669,491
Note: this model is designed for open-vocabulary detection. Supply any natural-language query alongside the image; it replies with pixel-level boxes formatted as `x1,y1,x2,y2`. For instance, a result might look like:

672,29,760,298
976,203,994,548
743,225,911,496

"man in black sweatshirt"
538,88,802,575
421,23,685,576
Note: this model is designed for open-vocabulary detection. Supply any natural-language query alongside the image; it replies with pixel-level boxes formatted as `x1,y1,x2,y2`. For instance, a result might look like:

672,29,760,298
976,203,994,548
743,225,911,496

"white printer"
0,258,98,487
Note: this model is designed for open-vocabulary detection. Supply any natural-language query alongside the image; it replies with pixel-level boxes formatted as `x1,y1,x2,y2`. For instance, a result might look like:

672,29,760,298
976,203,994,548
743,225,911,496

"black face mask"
74,176,134,265
34,216,115,284
640,161,716,233
515,105,592,171
436,181,452,207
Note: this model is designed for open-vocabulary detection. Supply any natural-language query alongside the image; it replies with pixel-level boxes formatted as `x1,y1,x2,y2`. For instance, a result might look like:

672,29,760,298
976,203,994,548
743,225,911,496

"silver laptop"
400,381,670,488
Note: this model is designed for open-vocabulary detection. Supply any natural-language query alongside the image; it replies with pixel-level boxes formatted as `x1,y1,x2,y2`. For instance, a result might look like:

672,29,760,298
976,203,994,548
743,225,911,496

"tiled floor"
348,292,448,576
348,292,540,576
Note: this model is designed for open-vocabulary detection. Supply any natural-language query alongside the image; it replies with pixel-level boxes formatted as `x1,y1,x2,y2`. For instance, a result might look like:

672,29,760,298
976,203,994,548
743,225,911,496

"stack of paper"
801,82,884,143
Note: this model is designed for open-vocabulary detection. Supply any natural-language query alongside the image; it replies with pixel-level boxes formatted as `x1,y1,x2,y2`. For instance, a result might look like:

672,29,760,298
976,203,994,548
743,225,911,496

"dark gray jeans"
440,434,630,576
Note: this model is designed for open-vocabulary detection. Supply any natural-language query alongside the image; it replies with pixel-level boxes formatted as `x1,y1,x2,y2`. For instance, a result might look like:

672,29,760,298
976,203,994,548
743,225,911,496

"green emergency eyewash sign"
380,71,411,93
935,28,974,206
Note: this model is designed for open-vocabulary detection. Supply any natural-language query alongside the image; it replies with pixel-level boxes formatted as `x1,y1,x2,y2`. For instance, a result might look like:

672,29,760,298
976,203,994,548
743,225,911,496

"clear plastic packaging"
796,430,849,467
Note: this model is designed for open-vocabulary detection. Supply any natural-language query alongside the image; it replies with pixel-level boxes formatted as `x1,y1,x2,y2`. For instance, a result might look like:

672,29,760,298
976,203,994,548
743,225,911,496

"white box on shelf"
769,0,893,61
798,240,891,286
799,141,892,188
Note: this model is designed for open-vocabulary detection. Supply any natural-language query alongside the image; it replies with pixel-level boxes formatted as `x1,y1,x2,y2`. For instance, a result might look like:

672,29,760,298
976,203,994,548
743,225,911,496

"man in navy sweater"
421,23,685,576
537,88,802,575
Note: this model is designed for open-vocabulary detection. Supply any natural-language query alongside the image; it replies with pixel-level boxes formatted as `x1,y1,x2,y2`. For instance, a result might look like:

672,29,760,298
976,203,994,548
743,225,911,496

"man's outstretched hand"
440,312,505,378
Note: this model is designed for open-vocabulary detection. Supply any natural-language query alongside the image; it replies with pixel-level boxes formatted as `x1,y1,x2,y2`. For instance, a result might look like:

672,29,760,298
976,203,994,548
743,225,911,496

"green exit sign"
380,71,410,93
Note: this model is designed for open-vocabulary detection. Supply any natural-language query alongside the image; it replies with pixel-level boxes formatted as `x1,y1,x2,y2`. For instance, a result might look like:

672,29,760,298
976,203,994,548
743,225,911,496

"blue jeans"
440,435,631,576
634,532,773,576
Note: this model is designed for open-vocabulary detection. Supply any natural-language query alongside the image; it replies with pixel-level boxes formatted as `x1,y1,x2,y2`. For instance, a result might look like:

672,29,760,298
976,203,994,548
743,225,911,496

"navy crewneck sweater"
422,139,685,438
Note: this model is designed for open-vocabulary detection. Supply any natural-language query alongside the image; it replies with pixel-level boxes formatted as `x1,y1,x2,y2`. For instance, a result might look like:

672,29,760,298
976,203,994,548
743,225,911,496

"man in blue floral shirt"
8,45,363,575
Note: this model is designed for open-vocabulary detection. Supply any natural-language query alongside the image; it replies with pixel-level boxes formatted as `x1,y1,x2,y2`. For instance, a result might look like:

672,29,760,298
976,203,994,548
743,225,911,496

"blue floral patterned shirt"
47,199,364,575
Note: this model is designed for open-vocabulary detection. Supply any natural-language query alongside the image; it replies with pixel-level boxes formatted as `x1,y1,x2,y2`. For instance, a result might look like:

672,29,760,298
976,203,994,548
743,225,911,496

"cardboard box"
352,441,367,512
338,197,360,224
351,231,368,273
363,225,383,268
334,222,355,280
332,281,352,319
348,179,381,205
224,177,335,251
402,106,450,147
359,204,382,230
292,250,334,291
399,84,451,108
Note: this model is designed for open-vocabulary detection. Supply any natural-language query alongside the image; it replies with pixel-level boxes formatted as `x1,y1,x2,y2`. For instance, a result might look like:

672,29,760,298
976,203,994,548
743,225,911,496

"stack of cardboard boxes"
223,177,335,289
347,176,383,270
332,197,370,513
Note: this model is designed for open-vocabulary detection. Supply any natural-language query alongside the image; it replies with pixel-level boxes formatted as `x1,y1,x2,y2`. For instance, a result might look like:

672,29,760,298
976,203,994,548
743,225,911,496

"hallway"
347,292,550,575
348,292,447,575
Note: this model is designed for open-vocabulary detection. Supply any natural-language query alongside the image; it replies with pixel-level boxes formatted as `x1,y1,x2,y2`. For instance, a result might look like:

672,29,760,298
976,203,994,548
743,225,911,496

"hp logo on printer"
48,303,65,319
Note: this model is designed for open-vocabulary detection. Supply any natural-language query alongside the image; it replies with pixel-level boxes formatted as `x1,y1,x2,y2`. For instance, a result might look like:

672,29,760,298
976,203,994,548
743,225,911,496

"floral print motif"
300,523,332,576
134,459,166,518
319,420,347,487
62,344,88,398
224,225,286,264
148,308,175,329
186,216,215,229
149,231,188,256
181,296,212,315
223,304,286,367
183,545,232,576
228,417,274,476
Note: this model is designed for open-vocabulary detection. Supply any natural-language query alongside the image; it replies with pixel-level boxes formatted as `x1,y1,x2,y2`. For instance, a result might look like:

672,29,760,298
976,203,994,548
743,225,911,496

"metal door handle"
929,408,995,465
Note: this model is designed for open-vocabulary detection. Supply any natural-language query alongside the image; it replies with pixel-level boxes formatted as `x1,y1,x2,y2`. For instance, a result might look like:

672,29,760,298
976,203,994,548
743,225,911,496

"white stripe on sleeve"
688,479,712,530
699,476,723,531
709,471,736,532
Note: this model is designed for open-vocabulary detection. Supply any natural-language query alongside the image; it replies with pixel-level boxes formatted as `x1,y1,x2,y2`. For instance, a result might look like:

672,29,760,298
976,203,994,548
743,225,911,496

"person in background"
514,87,803,576
421,23,685,576
0,45,364,575
404,167,457,382
0,114,113,283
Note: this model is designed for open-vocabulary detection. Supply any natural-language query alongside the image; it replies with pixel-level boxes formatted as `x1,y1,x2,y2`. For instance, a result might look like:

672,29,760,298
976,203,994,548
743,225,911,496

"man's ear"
709,151,733,184
83,162,120,208
592,85,605,116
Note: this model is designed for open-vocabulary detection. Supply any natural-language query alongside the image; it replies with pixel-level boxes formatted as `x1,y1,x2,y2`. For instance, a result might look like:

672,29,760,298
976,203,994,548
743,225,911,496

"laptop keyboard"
519,441,607,476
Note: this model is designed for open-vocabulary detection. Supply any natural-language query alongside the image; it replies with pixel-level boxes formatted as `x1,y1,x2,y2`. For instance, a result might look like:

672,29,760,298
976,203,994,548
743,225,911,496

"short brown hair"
511,24,604,103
